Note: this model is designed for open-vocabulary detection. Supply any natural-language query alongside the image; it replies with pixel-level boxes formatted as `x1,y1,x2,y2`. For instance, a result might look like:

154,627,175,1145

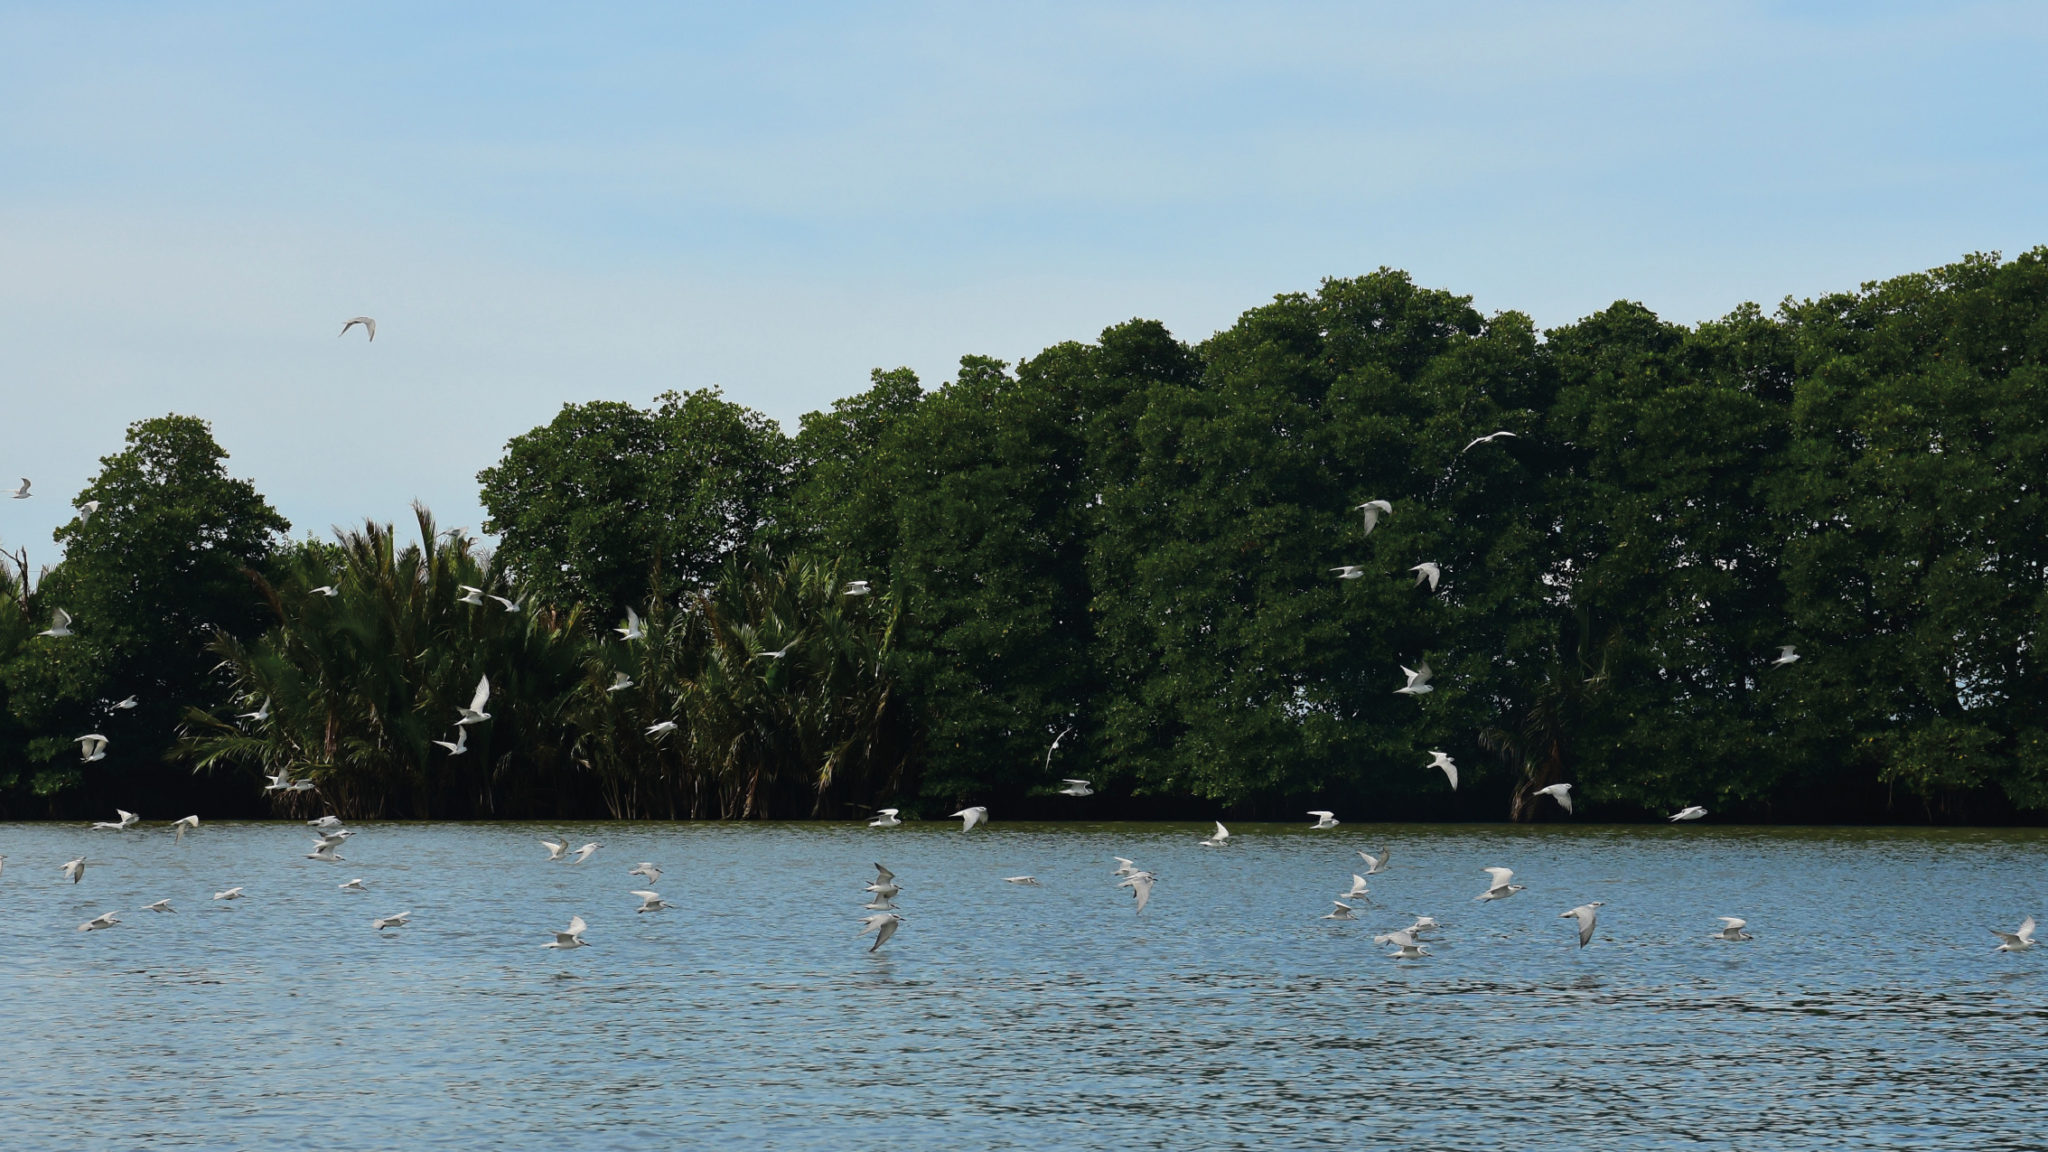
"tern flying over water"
79,912,119,932
868,808,901,828
1199,821,1230,847
628,862,662,884
372,912,411,931
1561,902,1604,948
1004,876,1040,886
1476,867,1524,902
544,916,590,949
78,735,110,764
1771,645,1800,667
172,815,199,843
1462,431,1517,453
569,842,601,864
1532,783,1573,814
1712,917,1753,942
1670,806,1708,822
1355,499,1392,535
1357,847,1390,875
308,815,344,830
539,837,569,862
631,891,675,914
306,840,345,863
432,728,468,756
1119,871,1156,914
951,806,989,831
143,899,175,913
1323,901,1357,921
859,912,903,952
1992,917,2037,953
214,887,245,901
864,863,901,905
1307,810,1339,830
340,878,367,892
62,856,86,883
1341,875,1372,900
1410,562,1442,592
1374,928,1429,959
1426,751,1459,790
456,675,491,727
1395,662,1434,695
616,608,645,641
1044,727,1074,774
90,807,137,830
38,608,73,638
339,316,376,341
1112,857,1141,878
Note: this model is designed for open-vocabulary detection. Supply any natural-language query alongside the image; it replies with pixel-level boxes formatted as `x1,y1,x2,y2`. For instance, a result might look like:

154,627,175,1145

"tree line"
4,249,2046,822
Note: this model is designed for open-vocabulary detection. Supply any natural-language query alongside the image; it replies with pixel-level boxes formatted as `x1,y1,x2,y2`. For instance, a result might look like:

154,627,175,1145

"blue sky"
2,2,2044,555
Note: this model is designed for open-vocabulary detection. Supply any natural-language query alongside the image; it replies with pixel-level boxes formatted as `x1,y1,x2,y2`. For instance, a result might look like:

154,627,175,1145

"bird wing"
1213,821,1229,838
1129,874,1153,912
1062,779,1090,787
54,608,72,628
566,916,587,937
1482,867,1515,889
2021,917,2037,942
874,863,895,883
629,890,660,902
1718,917,1746,929
469,674,491,712
1307,810,1334,819
1434,757,1458,789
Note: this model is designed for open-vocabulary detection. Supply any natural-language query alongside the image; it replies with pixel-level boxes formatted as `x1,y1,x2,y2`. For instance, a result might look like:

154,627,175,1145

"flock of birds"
17,802,2042,962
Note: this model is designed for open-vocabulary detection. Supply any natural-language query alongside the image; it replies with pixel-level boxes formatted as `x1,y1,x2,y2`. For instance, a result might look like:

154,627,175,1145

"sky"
2,2,2044,557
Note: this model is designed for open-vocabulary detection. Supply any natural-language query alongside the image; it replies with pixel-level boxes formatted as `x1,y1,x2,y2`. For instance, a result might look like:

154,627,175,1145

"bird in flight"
543,916,590,950
1307,810,1339,830
868,807,901,828
237,697,271,723
1461,430,1516,453
1410,562,1442,592
858,912,903,952
432,728,469,756
1771,645,1800,666
1669,805,1708,822
310,585,339,598
372,912,411,932
9,478,30,499
951,806,989,831
1373,928,1430,959
90,807,136,830
1426,751,1458,790
214,887,246,901
1357,847,1390,875
1560,902,1604,948
1355,499,1392,535
143,899,175,913
1475,867,1524,901
37,608,73,638
339,316,376,341
631,891,675,914
62,856,87,883
171,815,199,843
78,735,110,764
1044,727,1074,774
608,671,634,693
340,878,368,892
77,500,100,521
1340,874,1371,901
569,842,601,864
538,837,569,862
456,585,485,607
645,720,677,739
1004,876,1040,886
1991,916,2037,953
628,862,662,884
844,580,872,597
1532,783,1573,814
79,912,120,932
1323,901,1357,921
456,675,491,727
1199,821,1230,847
1712,917,1753,942
1331,565,1367,580
1058,779,1094,797
489,595,522,614
1395,662,1434,695
1119,870,1156,914
113,695,138,710
616,607,645,641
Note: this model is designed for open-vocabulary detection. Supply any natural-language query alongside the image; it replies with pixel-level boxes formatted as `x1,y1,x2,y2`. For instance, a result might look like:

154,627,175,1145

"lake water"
0,820,2041,1150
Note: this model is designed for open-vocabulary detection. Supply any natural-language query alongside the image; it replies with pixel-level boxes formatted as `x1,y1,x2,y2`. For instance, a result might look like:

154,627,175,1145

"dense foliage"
5,251,2048,822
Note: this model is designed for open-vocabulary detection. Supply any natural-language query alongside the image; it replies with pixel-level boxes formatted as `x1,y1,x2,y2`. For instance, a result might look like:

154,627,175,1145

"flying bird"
306,839,346,863
1112,857,1141,878
62,856,87,883
1373,928,1430,959
951,806,989,832
569,842,601,864
90,807,137,830
1532,783,1574,814
488,595,521,614
628,862,662,884
1044,727,1074,774
616,608,645,641
1475,867,1524,902
78,735,110,764
113,695,137,710
1461,430,1516,453
1669,806,1709,822
858,912,903,952
755,645,793,660
1119,870,1156,914
1355,499,1393,535
9,477,29,499
309,585,339,598
143,899,175,913
1004,876,1040,886
214,887,245,901
339,316,376,341
1712,917,1753,942
1323,901,1357,921
1410,562,1442,592
607,672,634,693
79,912,119,932
543,916,590,950
1340,875,1372,901
1199,821,1230,847
844,580,872,597
237,697,271,723
1771,645,1800,666
1992,916,2037,953
868,808,901,828
1307,810,1339,830
432,728,469,756
1331,566,1366,580
77,500,100,521
1357,847,1390,875
456,585,485,606
645,720,678,739
1058,779,1094,797
631,890,675,914
456,675,491,727
1561,902,1604,948
1426,751,1458,790
372,912,411,932
340,878,368,892
172,815,198,843
1395,662,1434,695
37,608,73,638
538,837,569,862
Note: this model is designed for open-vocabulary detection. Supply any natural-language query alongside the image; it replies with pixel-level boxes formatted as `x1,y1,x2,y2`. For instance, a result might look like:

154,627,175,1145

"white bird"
544,916,590,949
1410,562,1442,592
488,594,522,614
755,645,792,660
1199,821,1230,847
1373,928,1430,959
90,807,137,830
1533,783,1574,814
1112,857,1140,878
868,808,901,828
1044,727,1074,775
79,912,119,932
1058,779,1093,797
1462,430,1517,453
1561,902,1604,948
37,608,73,638
263,769,292,792
858,912,903,952
305,840,345,863
844,580,872,597
1331,565,1367,580
616,607,645,641
1669,806,1708,822
871,862,898,887
214,887,245,901
1395,662,1434,695
1476,867,1524,902
607,671,634,693
951,806,989,831
78,734,110,764
631,890,675,913
113,695,137,710
1992,916,2037,953
340,878,368,892
309,585,339,598
77,500,100,521
237,696,271,723
143,899,175,913
372,912,411,931
864,868,902,903
62,856,86,883
1357,847,1390,875
339,316,376,341
456,675,491,727
1004,876,1040,886
1426,751,1458,790
1713,916,1753,942
1771,645,1800,666
1119,871,1156,914
172,814,199,843
1388,941,1430,960
1323,901,1357,921
645,720,677,739
9,477,29,499
432,727,469,756
1406,916,1442,934
1355,499,1393,535
286,778,315,793
1341,875,1372,900
1372,927,1420,948
1307,810,1339,830
628,862,662,884
539,837,569,862
456,585,485,606
569,842,601,864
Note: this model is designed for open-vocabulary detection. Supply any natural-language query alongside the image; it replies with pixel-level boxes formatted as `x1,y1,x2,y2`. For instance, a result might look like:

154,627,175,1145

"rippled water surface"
1,820,2043,1150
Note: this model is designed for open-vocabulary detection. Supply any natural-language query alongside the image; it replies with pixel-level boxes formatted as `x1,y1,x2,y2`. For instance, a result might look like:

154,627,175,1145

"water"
0,820,2042,1150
